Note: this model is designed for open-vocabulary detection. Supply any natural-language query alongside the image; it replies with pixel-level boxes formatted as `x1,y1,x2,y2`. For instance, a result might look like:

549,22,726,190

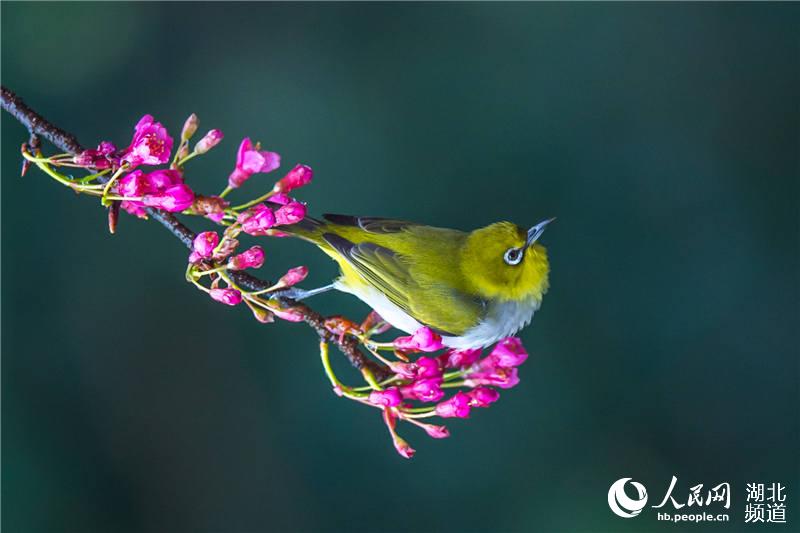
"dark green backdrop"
2,3,798,532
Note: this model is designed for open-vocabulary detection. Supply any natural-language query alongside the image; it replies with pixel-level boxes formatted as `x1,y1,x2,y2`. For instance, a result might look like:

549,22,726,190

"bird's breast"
441,297,540,349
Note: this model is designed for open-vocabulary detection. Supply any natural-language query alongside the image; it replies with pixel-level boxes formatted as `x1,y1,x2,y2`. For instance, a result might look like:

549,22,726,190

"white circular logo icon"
608,478,648,518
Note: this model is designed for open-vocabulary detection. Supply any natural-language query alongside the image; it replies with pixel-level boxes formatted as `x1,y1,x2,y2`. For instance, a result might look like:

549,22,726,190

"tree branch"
1,85,389,380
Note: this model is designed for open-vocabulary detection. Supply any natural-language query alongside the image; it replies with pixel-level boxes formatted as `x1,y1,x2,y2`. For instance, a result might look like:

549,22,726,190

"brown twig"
1,85,389,380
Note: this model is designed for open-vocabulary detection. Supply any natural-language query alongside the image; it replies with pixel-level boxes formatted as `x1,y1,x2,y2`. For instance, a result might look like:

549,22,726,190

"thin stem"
218,185,233,199
177,151,199,167
232,188,276,211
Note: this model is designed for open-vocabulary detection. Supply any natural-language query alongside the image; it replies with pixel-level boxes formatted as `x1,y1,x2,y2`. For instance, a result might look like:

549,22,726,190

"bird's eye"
503,247,523,265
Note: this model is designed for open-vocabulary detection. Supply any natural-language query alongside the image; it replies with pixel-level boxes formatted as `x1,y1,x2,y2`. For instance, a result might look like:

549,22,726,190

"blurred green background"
2,3,798,532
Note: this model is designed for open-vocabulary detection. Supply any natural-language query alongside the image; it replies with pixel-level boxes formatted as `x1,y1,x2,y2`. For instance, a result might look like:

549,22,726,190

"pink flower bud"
393,326,444,353
228,246,265,270
388,361,419,380
209,288,242,306
195,129,224,154
393,436,415,459
192,231,219,260
121,114,173,168
368,387,402,407
435,392,472,418
188,251,203,264
464,360,520,390
382,409,415,459
441,348,482,369
468,387,500,407
239,204,276,236
421,424,450,439
489,337,528,368
272,307,305,322
74,141,118,169
267,192,292,205
279,266,308,287
360,311,391,335
400,378,444,403
274,164,313,193
228,137,281,188
117,170,146,198
143,183,195,212
248,305,275,324
415,356,443,378
181,113,199,141
274,201,307,225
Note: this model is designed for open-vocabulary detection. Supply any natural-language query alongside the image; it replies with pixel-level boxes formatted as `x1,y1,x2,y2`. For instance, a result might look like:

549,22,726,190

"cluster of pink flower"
73,113,313,226
187,226,309,313
323,316,529,459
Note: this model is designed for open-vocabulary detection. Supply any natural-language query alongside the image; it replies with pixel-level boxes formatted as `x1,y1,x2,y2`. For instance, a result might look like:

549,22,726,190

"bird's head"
460,219,553,302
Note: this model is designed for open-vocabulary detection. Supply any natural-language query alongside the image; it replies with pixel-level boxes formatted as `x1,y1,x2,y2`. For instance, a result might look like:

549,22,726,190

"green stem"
218,185,233,199
231,188,276,210
177,151,199,167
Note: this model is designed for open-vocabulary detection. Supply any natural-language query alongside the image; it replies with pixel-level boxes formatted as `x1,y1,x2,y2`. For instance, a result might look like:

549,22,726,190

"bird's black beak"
526,217,556,247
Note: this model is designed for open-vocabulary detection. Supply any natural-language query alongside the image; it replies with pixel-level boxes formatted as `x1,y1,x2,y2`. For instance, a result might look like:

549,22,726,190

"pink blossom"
421,424,450,439
228,137,281,188
238,204,276,236
274,201,307,225
195,129,224,154
435,392,472,418
489,337,528,367
121,114,173,167
74,141,118,169
279,266,308,287
464,359,520,389
268,192,292,205
441,348,482,368
368,387,402,407
228,246,265,270
117,170,146,197
468,387,500,407
192,231,219,260
274,164,313,193
209,288,242,306
142,169,181,192
400,378,444,403
181,113,198,140
393,326,444,353
143,183,194,212
120,201,147,218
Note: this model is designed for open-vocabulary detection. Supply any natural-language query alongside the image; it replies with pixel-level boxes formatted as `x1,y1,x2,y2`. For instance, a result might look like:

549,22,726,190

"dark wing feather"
322,231,487,336
322,233,412,313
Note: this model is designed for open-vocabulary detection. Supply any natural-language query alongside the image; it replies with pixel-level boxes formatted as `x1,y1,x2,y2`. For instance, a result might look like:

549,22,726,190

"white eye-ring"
503,247,524,265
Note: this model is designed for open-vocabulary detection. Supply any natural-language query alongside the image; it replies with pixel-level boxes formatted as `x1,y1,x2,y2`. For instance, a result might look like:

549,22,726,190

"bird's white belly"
335,280,540,349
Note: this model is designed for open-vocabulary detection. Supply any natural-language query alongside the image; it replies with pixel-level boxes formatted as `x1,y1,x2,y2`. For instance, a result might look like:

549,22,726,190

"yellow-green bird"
284,215,553,349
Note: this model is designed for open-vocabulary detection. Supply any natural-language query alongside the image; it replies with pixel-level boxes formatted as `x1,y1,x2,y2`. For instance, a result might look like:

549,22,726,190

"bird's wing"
323,214,414,234
322,232,481,336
